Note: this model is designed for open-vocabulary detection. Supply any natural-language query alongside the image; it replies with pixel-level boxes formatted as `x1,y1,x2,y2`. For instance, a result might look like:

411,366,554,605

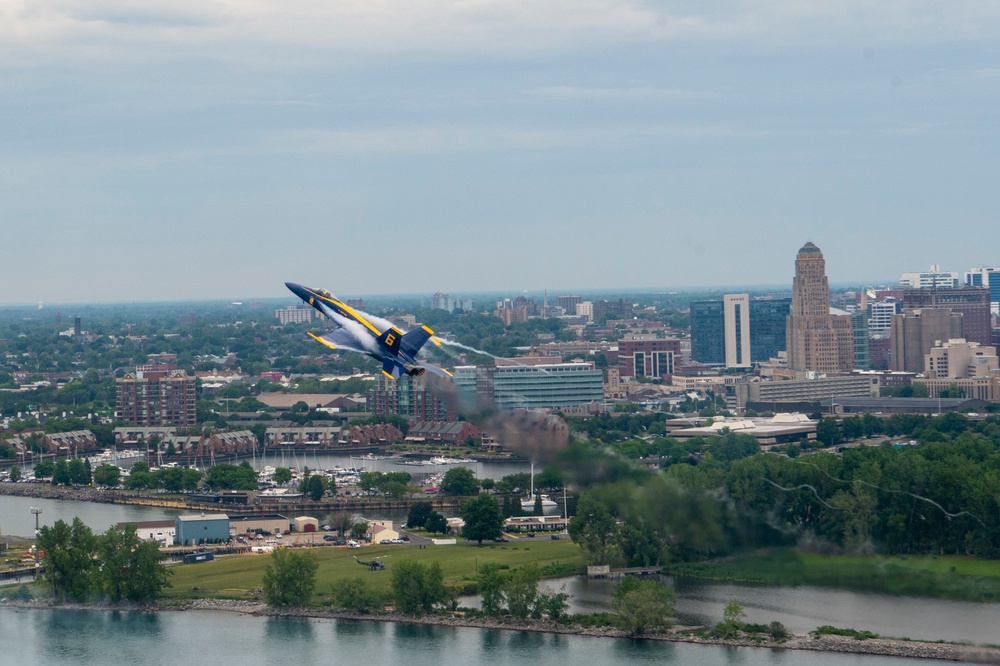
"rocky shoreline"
4,597,998,663
0,481,121,504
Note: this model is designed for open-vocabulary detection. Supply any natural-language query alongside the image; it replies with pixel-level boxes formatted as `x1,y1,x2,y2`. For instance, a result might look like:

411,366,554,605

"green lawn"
164,538,585,601
666,549,1000,602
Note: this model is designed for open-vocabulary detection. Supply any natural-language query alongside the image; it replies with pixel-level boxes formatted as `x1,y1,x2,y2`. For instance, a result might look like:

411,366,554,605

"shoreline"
4,598,999,663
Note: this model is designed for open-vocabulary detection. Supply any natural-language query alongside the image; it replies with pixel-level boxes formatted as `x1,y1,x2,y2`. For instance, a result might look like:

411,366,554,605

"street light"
30,506,42,536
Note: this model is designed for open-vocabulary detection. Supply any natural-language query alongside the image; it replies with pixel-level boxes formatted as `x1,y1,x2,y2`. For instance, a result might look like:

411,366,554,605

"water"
0,608,939,666
0,494,179,538
532,577,1000,646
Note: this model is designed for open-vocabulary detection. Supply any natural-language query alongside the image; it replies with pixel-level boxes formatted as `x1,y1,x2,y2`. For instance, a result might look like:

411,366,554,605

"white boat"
519,462,558,510
521,495,558,511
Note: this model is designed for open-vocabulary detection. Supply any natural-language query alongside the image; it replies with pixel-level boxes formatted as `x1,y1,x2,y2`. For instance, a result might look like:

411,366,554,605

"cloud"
4,1,1000,68
527,85,715,101
261,122,766,156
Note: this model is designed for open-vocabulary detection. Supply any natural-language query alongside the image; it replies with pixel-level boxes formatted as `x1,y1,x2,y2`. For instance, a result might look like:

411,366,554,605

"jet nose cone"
285,282,310,301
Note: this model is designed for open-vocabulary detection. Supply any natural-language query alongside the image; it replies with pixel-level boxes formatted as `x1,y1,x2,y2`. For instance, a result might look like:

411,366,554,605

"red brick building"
116,370,197,426
617,337,681,380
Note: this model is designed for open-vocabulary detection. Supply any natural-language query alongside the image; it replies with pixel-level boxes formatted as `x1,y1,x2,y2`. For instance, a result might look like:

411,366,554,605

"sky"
3,1,1000,304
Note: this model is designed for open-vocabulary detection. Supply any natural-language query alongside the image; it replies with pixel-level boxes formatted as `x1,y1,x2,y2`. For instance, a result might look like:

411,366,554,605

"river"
535,577,1000,646
0,607,943,666
6,495,1000,647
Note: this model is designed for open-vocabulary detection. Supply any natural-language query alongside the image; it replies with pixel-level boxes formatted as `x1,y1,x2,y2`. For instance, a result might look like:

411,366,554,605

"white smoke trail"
435,338,501,359
435,338,555,374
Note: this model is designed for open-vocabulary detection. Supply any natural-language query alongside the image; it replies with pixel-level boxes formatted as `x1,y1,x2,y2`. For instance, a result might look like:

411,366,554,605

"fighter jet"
285,282,452,380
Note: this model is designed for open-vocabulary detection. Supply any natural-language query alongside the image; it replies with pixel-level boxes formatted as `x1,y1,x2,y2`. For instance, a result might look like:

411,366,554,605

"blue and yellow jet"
285,282,452,380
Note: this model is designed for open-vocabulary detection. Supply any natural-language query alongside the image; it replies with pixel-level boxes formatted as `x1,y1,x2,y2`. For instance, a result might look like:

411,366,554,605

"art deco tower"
785,242,854,373
791,242,830,318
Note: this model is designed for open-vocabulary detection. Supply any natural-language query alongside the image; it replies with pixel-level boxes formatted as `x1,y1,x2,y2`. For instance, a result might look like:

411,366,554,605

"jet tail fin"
401,325,435,357
376,327,403,355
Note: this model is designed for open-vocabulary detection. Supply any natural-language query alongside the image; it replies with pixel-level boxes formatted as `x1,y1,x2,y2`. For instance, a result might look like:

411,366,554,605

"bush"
768,621,790,640
329,577,389,613
812,625,879,641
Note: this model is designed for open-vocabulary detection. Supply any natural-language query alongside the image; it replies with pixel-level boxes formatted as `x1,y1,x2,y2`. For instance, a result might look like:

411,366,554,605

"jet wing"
307,329,369,354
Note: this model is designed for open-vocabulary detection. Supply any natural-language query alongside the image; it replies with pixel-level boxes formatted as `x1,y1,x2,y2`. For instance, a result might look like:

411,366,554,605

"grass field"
666,548,1000,602
163,538,585,601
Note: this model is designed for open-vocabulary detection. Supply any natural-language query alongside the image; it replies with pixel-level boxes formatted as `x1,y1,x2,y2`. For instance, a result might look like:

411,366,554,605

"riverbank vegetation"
561,412,1000,561
666,548,1000,602
34,518,171,603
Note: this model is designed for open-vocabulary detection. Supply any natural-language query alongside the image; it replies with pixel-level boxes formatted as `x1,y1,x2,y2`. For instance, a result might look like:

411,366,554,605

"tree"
532,494,544,516
441,466,479,496
306,474,326,501
504,564,540,620
351,521,369,539
272,467,292,486
406,501,433,529
425,511,448,535
205,462,258,490
99,524,172,602
36,517,98,602
477,563,508,616
333,511,353,537
715,597,747,638
611,577,676,636
67,458,88,485
52,458,71,486
92,464,121,487
568,492,620,565
9,465,20,482
534,465,565,490
33,460,55,479
262,548,319,607
382,480,409,499
722,597,746,625
816,417,841,447
460,493,504,545
390,560,451,615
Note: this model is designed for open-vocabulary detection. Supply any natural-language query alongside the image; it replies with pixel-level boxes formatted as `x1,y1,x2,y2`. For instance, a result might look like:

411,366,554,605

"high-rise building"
890,308,964,373
902,286,991,346
785,242,854,373
690,295,791,367
900,265,960,289
275,306,313,325
852,310,870,370
690,300,724,364
433,292,474,313
556,295,582,315
367,374,454,421
868,299,901,334
115,370,197,427
591,299,633,322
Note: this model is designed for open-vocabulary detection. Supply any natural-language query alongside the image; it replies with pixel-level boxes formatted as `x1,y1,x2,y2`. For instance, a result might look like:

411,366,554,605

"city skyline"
4,2,1000,303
